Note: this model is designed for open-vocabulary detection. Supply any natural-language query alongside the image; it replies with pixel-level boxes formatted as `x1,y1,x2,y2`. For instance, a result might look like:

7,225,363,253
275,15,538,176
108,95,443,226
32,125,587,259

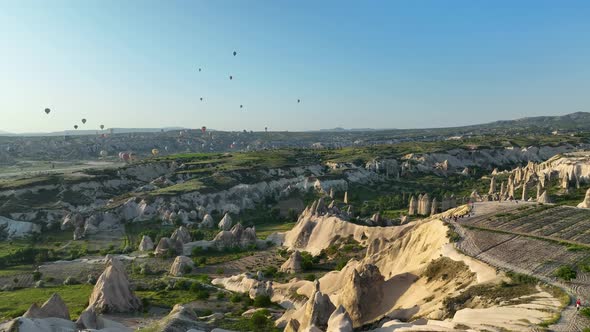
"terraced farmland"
462,203,590,245
454,202,590,331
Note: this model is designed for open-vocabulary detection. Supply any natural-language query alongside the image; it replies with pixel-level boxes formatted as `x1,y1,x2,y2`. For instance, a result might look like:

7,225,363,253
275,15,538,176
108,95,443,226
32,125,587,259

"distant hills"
2,112,590,137
0,127,185,137
480,112,590,130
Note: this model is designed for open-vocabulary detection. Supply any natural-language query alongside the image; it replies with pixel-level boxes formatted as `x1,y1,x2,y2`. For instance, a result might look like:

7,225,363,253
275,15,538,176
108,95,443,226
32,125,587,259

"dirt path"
452,202,590,332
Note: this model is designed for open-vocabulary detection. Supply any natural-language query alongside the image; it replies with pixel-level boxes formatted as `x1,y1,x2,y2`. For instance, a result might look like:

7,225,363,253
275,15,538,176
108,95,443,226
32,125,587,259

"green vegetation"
0,285,92,321
554,265,577,281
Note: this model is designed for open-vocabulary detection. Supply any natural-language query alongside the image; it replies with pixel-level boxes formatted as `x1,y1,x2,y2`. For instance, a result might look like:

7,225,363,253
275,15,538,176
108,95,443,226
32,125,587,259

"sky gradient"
1,0,590,133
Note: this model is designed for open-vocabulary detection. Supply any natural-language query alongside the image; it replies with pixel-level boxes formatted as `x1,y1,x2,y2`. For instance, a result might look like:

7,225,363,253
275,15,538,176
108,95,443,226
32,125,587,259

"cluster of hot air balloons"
43,108,106,132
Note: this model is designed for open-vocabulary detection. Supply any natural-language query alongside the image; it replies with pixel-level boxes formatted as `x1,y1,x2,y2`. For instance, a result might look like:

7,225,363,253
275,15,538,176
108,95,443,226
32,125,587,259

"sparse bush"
554,265,577,281
254,295,272,308
32,271,42,281
303,273,316,281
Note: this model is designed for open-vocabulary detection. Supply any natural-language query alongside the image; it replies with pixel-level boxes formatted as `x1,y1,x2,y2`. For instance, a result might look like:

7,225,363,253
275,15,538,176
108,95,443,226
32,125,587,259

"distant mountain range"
2,112,590,136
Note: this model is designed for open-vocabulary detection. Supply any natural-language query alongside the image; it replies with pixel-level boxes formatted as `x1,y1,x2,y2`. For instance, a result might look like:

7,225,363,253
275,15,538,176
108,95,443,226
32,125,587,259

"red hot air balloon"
201,126,207,134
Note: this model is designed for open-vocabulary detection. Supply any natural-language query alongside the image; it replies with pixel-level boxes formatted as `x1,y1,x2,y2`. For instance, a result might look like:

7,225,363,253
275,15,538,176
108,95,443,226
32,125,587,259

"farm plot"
463,203,590,245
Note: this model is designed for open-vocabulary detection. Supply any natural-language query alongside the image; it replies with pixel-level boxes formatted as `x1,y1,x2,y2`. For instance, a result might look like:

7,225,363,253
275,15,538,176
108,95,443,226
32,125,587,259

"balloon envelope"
74,125,78,129
100,125,104,130
44,108,51,114
81,119,87,124
151,149,159,156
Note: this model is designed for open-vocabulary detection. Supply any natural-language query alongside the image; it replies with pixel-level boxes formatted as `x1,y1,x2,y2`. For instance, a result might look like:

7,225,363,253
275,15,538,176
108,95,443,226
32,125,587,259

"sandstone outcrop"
578,188,590,208
170,255,195,276
86,256,141,313
327,305,353,332
218,213,233,230
23,293,70,320
138,235,154,251
280,250,303,274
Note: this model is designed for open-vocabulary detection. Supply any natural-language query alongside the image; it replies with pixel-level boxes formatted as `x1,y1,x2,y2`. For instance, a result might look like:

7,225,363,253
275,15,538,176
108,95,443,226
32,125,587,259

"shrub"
183,264,193,274
253,295,272,308
303,273,316,281
554,265,577,281
32,271,42,281
216,267,224,274
195,290,210,300
230,293,242,303
250,310,271,329
217,292,226,300
335,258,349,271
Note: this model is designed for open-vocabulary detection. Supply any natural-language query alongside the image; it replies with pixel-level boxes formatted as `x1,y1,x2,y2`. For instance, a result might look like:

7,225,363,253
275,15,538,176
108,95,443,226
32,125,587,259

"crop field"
462,203,590,245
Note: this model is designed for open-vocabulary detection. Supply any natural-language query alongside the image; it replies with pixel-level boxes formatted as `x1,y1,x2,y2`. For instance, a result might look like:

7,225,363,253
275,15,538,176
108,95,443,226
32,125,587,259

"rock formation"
87,256,141,313
211,223,257,249
408,196,417,216
169,255,195,276
280,250,303,273
171,226,191,244
430,198,438,216
154,237,172,256
218,213,233,230
138,235,154,251
327,305,353,332
329,187,335,199
521,182,527,201
538,191,551,204
339,264,384,326
417,193,431,215
301,281,336,330
285,319,301,332
488,177,496,194
536,182,542,200
23,293,70,320
200,214,215,228
578,188,590,208
343,191,349,204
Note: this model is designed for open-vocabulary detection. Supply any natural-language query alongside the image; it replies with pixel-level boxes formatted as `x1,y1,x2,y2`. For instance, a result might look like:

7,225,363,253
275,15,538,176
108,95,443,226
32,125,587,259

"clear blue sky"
1,0,590,133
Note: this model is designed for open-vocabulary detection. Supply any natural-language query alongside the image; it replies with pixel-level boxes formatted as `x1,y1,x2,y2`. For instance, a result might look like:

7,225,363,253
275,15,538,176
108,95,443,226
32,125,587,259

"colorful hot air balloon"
44,108,51,115
151,149,160,156
99,150,108,157
74,125,78,130
201,126,207,134
81,119,87,124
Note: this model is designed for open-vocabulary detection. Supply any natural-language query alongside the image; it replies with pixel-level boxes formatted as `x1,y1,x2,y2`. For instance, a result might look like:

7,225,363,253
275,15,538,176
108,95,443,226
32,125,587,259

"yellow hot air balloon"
151,149,160,156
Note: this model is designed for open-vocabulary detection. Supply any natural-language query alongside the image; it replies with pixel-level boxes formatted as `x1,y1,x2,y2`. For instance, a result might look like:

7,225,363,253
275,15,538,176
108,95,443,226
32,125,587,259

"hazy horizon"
2,0,590,133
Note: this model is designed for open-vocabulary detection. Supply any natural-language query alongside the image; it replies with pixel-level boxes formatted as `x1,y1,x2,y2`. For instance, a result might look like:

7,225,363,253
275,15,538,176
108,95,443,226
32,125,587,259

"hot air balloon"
297,99,301,103
198,68,202,72
200,97,203,101
81,119,87,124
201,126,207,134
229,75,233,80
100,124,104,130
164,146,169,151
74,125,78,130
233,51,237,56
151,149,159,156
240,105,243,109
265,127,268,132
44,108,51,115
99,150,108,157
